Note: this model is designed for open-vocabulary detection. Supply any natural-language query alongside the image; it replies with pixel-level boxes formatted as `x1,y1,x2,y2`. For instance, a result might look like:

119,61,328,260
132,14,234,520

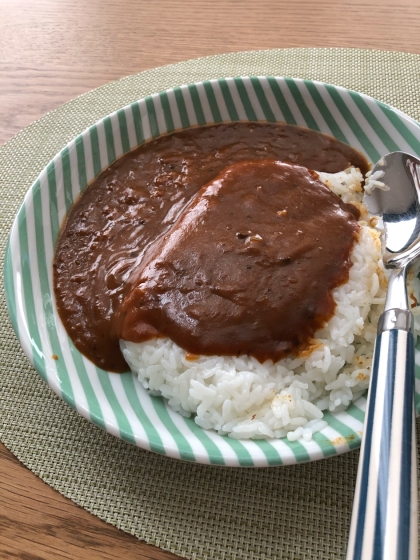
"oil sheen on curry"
53,123,368,372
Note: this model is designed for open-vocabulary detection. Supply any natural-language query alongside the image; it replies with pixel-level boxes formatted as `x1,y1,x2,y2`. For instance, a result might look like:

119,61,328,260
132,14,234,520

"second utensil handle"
347,328,418,560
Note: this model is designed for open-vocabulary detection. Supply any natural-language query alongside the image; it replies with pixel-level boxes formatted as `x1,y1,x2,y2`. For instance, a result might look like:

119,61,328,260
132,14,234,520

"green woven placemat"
1,48,420,560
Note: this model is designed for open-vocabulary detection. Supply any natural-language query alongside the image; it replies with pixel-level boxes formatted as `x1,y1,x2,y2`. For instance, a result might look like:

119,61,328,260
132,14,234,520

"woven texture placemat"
2,48,420,559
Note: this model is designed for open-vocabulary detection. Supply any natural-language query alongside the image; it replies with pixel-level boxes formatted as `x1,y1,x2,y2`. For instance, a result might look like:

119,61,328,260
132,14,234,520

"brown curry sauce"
53,123,368,372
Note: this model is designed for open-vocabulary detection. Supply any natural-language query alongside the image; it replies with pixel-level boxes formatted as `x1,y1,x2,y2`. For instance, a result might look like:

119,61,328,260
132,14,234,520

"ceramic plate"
5,77,420,467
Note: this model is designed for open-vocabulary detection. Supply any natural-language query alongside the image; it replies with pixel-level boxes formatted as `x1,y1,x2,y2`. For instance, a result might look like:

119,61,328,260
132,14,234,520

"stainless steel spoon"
347,152,420,560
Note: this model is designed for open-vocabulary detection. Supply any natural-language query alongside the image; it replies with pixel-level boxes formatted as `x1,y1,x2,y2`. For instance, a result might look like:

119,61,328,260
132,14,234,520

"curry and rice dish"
53,122,419,441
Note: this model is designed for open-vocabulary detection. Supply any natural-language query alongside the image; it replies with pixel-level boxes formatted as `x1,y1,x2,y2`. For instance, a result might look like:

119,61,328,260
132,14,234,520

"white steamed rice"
121,167,420,441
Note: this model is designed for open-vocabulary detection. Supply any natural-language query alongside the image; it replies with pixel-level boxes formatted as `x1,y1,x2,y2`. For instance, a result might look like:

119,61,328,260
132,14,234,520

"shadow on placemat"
1,48,420,560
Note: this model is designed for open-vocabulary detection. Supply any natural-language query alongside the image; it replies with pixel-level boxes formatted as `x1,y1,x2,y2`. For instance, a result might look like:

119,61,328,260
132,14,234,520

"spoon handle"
347,313,418,560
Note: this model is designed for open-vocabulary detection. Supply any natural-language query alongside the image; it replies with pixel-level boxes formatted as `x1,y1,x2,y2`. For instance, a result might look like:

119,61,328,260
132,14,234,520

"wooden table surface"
1,0,420,558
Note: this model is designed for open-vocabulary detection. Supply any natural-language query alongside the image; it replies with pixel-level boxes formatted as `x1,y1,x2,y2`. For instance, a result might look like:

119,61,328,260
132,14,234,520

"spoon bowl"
364,152,420,266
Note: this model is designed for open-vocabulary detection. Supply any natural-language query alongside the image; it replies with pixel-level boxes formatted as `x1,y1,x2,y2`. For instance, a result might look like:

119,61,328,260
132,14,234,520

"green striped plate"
5,77,420,467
